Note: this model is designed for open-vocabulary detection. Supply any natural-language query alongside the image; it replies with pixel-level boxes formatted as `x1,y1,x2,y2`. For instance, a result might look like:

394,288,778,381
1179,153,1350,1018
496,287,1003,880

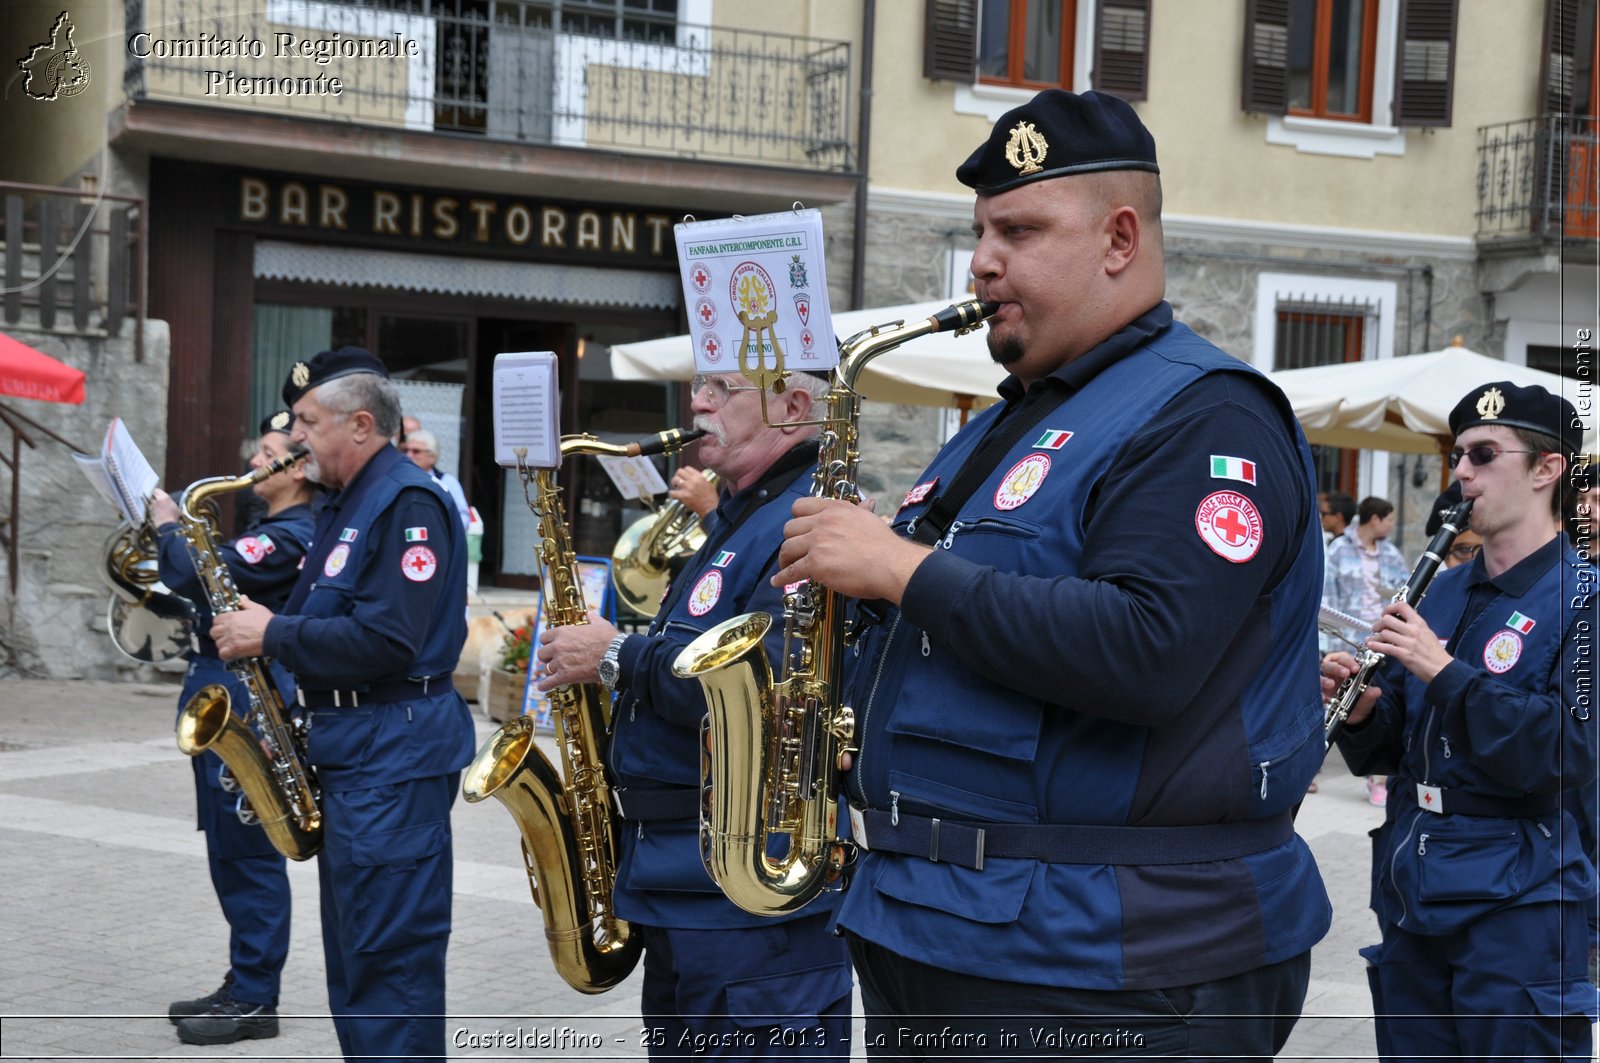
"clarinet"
1323,497,1474,749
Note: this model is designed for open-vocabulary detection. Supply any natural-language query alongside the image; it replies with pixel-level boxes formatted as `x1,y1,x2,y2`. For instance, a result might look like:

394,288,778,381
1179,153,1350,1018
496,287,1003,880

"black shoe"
175,1000,279,1045
167,973,233,1025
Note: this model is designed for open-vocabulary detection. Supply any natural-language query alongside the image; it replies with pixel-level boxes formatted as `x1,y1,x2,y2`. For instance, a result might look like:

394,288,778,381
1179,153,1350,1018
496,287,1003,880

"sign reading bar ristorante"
233,172,678,266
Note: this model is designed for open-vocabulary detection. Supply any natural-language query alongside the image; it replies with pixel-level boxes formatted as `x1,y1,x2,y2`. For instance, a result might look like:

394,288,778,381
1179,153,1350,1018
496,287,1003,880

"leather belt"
850,807,1294,871
613,786,700,822
297,675,453,709
1415,783,1559,818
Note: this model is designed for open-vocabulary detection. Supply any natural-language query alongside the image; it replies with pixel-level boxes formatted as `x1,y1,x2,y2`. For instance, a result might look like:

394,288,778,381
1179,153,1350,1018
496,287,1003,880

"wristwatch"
598,634,630,692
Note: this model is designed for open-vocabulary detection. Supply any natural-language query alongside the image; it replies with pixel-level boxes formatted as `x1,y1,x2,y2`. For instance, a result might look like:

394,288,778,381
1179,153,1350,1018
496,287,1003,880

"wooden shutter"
1092,0,1151,101
924,0,978,82
1392,0,1458,126
1539,0,1581,114
1241,0,1290,114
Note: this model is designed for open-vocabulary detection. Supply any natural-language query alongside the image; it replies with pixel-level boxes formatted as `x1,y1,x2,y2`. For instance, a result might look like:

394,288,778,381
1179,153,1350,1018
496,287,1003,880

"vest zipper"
851,615,901,805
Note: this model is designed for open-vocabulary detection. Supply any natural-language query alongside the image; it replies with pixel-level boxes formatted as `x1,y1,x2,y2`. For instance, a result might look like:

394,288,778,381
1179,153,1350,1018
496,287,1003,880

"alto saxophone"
462,427,702,994
1324,496,1474,748
673,298,998,916
173,449,323,861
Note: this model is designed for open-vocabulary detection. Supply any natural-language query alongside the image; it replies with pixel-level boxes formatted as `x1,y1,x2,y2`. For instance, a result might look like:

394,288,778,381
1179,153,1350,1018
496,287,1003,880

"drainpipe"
849,0,875,311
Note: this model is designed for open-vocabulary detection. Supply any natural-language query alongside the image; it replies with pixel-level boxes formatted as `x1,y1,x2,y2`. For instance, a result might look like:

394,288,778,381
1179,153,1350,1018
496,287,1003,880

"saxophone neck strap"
910,383,1072,547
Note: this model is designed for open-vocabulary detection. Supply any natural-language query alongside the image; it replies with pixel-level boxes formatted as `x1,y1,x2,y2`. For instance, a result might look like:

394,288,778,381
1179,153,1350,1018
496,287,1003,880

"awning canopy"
611,300,1006,409
0,332,85,404
1270,344,1595,454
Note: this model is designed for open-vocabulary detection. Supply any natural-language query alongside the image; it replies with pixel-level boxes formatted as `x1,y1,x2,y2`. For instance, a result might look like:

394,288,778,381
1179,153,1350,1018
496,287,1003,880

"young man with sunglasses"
1325,380,1597,1059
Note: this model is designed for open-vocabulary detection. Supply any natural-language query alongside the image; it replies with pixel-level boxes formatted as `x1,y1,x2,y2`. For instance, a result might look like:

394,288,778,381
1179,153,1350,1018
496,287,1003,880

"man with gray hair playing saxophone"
535,369,852,1059
211,346,476,1063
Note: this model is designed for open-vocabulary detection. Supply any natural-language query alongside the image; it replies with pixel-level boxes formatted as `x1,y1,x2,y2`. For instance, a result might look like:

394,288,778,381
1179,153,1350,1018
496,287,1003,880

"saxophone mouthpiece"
631,427,707,458
931,299,1001,334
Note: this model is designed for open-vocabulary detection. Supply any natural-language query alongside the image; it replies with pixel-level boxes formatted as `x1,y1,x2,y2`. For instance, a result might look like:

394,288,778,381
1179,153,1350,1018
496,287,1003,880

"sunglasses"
1448,444,1539,468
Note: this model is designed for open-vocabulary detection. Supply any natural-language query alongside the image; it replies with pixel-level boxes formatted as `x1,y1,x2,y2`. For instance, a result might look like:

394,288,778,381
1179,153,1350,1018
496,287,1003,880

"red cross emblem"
690,262,712,293
401,545,437,582
696,297,717,328
1194,490,1263,563
701,332,723,364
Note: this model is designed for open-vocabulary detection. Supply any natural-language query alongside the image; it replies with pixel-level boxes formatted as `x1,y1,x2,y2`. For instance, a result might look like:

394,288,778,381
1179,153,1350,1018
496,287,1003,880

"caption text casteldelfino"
126,31,421,96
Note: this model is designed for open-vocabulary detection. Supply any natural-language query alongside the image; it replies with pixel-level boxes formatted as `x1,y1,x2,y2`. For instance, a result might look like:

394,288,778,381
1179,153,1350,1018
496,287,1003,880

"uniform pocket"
1521,978,1598,1057
870,850,1036,925
306,708,377,774
347,820,451,952
725,960,852,1028
1413,826,1524,902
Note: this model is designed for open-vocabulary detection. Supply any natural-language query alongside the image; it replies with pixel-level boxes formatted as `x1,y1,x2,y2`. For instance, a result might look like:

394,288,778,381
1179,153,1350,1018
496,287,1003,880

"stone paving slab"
0,678,1423,1061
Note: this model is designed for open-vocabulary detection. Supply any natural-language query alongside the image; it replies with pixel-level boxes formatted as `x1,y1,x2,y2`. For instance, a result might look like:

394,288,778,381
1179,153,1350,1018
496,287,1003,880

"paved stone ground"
0,672,1527,1061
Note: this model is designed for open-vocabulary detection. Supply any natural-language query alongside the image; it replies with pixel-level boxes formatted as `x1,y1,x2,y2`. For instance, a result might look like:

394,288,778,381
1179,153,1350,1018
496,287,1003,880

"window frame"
1287,0,1380,123
976,0,1078,91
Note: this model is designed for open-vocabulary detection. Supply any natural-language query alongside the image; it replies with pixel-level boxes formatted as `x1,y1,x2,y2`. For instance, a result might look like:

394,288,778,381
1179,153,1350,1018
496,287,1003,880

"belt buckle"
1416,783,1443,814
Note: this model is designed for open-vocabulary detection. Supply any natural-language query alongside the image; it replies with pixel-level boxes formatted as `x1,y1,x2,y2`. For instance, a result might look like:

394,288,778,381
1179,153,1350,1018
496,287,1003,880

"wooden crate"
485,667,526,724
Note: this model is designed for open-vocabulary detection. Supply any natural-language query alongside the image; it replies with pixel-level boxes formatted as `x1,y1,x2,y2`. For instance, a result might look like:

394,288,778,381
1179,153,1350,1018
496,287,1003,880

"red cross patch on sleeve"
401,545,438,582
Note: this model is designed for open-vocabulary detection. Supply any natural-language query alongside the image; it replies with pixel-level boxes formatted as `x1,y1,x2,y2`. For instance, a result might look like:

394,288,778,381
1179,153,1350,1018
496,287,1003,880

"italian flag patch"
1033,429,1073,450
1210,455,1258,485
404,527,428,542
712,550,736,568
1506,611,1536,634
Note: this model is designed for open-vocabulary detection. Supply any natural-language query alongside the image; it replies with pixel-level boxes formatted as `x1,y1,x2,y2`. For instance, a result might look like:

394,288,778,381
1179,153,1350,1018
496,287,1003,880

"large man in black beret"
212,346,475,1063
1327,380,1597,1058
775,89,1330,1055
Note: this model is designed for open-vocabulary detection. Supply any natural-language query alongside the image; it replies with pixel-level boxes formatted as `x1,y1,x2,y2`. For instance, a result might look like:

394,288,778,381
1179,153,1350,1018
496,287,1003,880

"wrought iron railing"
123,0,855,173
1476,114,1600,241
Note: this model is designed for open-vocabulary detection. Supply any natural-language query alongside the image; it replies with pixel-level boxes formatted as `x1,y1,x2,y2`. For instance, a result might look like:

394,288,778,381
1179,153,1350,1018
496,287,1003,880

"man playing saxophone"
772,90,1329,1057
1325,381,1596,1060
210,346,476,1063
535,370,852,1059
151,410,315,1047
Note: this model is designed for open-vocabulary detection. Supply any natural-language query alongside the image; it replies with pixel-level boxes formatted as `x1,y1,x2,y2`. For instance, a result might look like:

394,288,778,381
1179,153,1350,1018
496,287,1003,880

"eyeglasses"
690,374,762,407
1448,444,1539,468
1447,543,1482,562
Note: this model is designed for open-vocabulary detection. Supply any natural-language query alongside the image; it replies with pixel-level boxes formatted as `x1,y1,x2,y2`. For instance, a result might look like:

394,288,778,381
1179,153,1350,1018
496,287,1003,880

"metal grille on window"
1273,295,1372,370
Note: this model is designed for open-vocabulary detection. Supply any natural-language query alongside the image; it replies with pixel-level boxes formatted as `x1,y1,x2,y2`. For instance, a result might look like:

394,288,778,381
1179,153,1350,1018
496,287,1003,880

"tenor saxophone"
1324,496,1474,748
611,469,720,617
173,449,323,861
673,298,997,916
462,427,702,994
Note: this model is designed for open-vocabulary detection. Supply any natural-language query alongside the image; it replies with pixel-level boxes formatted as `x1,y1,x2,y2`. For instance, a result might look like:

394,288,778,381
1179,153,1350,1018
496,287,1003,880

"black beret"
1447,380,1581,455
282,346,388,407
1424,481,1463,537
258,409,295,437
956,89,1158,196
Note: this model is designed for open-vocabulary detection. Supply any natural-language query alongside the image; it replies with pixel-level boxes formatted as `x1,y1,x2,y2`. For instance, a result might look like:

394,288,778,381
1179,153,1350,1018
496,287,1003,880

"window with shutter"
1391,0,1456,127
977,0,1079,90
1092,0,1150,101
924,0,979,82
1242,0,1291,113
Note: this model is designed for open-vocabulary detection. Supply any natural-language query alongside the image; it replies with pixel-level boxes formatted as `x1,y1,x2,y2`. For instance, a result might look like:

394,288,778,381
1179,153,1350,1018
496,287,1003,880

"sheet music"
72,418,158,523
492,352,559,469
595,453,668,504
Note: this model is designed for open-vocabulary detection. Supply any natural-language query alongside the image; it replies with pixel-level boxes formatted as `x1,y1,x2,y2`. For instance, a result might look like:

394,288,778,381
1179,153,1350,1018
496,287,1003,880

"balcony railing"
1476,114,1599,242
123,0,856,173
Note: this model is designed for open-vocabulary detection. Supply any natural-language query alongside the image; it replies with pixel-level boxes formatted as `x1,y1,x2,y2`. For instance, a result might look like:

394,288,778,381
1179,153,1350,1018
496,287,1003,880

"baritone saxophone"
462,427,702,994
673,298,998,916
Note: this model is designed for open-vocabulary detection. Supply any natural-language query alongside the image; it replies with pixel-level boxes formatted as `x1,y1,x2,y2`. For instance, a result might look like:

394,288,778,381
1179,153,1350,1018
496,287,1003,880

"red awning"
0,331,85,404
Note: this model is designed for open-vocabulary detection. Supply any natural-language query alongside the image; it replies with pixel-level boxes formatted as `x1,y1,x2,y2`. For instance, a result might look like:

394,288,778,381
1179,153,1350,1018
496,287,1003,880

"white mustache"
692,414,727,447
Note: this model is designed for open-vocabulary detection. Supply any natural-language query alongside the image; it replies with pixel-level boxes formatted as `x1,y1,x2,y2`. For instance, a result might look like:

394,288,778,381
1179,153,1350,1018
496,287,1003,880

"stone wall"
1,320,173,679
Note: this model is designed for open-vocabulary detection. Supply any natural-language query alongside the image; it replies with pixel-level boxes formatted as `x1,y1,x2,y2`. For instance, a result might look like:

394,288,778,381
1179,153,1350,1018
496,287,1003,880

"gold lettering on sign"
409,193,425,238
505,204,532,245
240,177,270,222
646,214,672,256
468,199,497,242
281,181,309,226
541,207,567,248
373,191,402,235
432,198,459,240
576,210,601,251
319,186,348,230
611,214,636,254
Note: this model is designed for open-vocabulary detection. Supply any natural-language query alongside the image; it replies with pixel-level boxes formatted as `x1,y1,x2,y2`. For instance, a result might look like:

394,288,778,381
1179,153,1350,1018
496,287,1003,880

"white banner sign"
674,209,836,377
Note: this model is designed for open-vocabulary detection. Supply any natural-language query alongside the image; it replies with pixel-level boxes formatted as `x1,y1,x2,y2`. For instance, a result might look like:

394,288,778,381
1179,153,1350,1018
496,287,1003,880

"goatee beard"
988,333,1024,367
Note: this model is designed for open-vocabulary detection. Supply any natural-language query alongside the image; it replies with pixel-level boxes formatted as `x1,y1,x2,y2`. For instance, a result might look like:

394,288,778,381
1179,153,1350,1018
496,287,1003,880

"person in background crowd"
535,369,853,1060
401,428,471,529
771,89,1330,1058
1425,481,1483,570
1324,494,1409,807
152,411,316,1047
1326,381,1596,1060
1321,491,1355,547
210,348,476,1063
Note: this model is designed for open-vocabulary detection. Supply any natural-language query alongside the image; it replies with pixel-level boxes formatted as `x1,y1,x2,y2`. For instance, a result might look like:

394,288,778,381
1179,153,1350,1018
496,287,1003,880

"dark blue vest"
836,322,1329,989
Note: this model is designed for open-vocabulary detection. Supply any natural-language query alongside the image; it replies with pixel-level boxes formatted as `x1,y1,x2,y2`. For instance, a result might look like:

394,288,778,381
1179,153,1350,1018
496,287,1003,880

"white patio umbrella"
610,300,1006,409
1270,343,1596,455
